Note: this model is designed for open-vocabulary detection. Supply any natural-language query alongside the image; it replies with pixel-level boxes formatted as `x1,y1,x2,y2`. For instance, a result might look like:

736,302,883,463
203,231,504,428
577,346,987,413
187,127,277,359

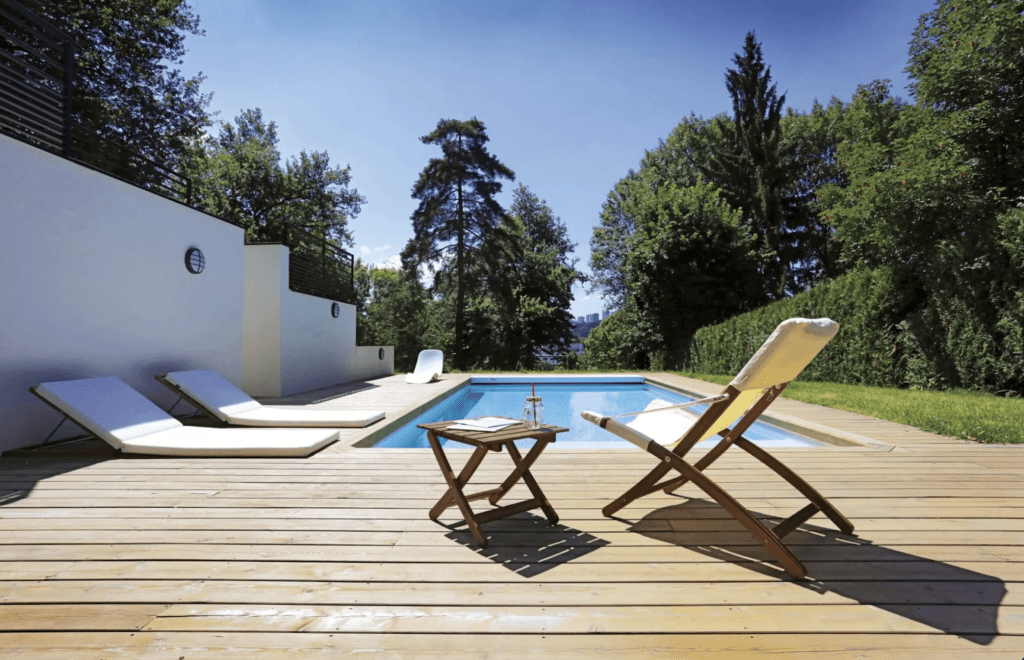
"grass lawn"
675,373,1024,445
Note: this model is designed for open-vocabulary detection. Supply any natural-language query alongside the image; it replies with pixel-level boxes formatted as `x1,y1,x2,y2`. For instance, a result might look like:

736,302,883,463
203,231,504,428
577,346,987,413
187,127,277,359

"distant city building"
586,313,599,323
602,310,610,320
575,316,585,325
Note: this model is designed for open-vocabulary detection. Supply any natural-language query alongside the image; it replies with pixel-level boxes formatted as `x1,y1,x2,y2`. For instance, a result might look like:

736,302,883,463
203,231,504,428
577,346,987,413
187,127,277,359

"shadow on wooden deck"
626,498,1006,645
439,513,611,578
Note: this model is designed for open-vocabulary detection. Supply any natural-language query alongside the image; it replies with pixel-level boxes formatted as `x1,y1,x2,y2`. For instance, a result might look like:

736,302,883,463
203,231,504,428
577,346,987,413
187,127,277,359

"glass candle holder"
523,395,543,429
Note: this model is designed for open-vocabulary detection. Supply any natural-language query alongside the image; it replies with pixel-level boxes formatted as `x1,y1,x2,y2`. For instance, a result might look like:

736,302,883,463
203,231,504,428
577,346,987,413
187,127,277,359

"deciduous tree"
906,0,1024,202
23,0,213,172
625,180,762,362
184,108,363,245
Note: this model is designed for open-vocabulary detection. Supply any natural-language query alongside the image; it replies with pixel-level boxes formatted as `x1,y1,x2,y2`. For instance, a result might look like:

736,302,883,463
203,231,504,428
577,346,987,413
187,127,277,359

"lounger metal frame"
155,374,224,422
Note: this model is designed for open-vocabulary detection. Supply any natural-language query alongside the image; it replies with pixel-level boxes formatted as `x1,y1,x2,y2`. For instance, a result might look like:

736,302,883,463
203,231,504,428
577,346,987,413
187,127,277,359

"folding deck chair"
30,377,340,457
156,370,385,427
582,318,854,579
407,349,444,384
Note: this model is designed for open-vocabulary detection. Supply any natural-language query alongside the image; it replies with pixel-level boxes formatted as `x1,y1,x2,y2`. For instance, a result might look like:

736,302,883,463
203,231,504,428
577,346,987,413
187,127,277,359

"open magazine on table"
445,416,519,432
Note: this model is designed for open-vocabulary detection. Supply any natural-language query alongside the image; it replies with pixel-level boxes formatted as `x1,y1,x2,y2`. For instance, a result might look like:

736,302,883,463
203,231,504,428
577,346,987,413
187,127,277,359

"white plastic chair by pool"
157,370,384,427
30,377,339,457
407,349,444,384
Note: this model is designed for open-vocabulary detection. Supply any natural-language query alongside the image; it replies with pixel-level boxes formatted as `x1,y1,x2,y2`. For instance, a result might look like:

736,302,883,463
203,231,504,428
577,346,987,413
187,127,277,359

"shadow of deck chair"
407,349,444,384
581,317,854,579
155,370,385,427
30,377,340,457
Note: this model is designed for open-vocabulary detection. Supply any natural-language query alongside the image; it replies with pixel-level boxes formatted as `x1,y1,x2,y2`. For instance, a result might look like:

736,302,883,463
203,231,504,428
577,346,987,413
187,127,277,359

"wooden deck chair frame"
586,319,854,579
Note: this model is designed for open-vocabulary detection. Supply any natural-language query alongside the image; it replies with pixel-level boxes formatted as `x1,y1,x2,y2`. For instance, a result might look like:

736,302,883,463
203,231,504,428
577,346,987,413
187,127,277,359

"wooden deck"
1,374,1022,657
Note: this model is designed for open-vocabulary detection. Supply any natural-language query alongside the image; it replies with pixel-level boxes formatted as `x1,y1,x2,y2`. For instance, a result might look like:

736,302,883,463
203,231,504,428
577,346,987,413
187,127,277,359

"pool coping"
351,374,896,451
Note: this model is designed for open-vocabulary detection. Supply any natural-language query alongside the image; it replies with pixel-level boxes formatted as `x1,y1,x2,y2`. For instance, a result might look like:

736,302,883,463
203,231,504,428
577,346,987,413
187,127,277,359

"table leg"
429,444,489,519
504,436,559,524
425,430,488,547
489,435,552,505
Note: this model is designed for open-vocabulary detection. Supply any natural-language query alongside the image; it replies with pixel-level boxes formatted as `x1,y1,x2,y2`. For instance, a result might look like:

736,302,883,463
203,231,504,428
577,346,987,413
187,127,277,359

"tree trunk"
455,176,466,370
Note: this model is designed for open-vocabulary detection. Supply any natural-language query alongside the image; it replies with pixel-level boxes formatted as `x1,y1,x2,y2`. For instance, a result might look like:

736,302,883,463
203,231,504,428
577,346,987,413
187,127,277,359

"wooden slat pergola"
0,373,1021,658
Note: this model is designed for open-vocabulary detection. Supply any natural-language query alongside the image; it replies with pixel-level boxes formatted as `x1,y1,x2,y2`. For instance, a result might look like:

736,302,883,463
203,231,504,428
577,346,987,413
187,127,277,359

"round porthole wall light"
184,247,205,274
331,302,340,318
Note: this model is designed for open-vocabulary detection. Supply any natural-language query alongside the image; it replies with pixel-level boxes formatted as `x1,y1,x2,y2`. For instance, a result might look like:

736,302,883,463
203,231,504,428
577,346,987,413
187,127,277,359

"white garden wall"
0,134,245,453
243,244,393,397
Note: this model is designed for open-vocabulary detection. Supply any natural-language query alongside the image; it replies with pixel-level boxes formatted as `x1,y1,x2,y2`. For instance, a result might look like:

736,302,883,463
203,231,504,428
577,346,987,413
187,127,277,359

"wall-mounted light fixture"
331,302,340,318
378,347,385,360
184,247,205,274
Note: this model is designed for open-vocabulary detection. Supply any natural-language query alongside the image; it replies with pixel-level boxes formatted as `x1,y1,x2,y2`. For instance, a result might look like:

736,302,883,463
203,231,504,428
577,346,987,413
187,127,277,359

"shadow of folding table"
627,499,1007,645
440,513,611,578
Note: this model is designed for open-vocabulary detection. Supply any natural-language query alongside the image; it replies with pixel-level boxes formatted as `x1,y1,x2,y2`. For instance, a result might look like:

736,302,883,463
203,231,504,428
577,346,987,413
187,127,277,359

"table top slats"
419,418,568,447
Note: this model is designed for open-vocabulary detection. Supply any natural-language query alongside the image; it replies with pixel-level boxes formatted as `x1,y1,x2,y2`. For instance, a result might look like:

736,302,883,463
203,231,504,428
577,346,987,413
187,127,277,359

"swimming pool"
372,376,826,449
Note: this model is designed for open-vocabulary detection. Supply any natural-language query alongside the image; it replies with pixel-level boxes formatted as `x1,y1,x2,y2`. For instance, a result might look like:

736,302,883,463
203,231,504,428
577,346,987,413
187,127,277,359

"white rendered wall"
242,245,284,396
243,245,394,397
350,345,394,382
0,134,245,453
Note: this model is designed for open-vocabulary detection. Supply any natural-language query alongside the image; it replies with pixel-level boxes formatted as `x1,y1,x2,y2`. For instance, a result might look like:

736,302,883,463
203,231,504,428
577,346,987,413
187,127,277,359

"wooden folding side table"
419,418,569,548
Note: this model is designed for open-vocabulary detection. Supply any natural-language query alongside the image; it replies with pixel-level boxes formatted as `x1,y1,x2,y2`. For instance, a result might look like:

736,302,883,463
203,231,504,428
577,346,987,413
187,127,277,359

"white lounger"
407,349,444,384
30,377,339,457
157,370,385,428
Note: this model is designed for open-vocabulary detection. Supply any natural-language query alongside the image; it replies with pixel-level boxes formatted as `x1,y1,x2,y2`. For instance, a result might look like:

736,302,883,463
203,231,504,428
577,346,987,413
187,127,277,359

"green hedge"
681,268,911,386
682,263,1024,393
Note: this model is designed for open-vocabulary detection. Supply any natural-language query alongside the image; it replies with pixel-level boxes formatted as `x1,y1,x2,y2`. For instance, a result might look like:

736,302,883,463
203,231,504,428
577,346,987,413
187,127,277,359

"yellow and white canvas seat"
582,317,854,579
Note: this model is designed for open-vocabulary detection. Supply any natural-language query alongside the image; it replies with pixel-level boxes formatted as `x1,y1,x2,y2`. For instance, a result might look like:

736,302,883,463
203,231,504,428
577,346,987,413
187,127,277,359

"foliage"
700,31,798,300
682,268,914,386
814,78,1023,391
581,303,656,371
465,185,583,369
183,109,364,244
907,0,1024,202
625,180,762,362
683,261,1023,393
817,80,983,272
411,185,582,370
589,115,729,310
354,262,431,373
674,374,1024,444
778,98,851,285
406,118,515,369
26,0,213,171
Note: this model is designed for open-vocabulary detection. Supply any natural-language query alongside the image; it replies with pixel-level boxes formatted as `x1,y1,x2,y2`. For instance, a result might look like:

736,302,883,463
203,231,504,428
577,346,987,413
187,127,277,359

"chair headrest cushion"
729,318,839,391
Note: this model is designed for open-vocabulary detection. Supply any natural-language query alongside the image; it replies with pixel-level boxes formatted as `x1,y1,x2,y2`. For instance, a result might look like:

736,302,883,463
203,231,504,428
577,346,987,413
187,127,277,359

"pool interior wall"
371,376,828,449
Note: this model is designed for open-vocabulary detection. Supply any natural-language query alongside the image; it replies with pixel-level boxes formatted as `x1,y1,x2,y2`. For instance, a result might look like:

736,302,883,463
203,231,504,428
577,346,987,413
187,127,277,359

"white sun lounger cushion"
730,318,839,391
226,407,385,427
163,370,261,421
34,377,183,450
163,370,385,427
407,349,443,384
121,426,339,457
33,377,338,456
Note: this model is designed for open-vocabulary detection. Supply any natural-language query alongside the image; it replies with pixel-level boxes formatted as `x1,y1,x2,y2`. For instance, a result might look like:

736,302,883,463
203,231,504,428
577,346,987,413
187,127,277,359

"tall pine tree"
702,31,797,301
407,118,515,369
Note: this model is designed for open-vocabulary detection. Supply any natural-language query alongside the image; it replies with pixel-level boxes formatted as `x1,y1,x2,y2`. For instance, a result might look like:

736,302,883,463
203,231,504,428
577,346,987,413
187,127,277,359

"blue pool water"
373,377,825,449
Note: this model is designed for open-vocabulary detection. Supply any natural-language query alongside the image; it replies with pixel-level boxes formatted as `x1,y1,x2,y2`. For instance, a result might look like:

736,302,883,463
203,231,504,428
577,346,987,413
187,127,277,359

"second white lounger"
157,370,385,428
30,377,339,457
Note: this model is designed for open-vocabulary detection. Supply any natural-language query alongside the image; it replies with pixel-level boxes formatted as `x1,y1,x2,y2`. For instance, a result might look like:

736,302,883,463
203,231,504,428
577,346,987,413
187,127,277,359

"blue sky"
179,0,936,318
